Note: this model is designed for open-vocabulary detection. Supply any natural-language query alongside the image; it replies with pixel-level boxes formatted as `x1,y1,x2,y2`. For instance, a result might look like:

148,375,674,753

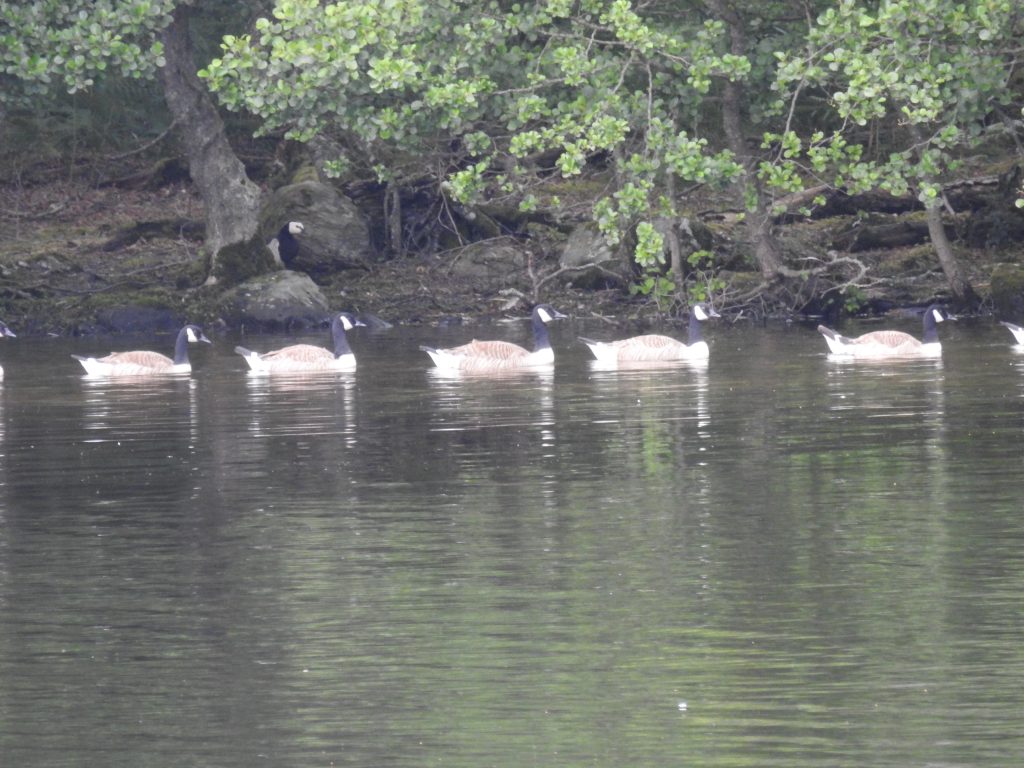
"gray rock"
991,262,1024,319
559,225,626,287
261,181,372,274
219,271,330,329
443,241,530,291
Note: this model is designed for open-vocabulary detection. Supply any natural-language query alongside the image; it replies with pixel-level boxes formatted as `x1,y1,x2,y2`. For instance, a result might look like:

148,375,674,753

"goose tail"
817,325,857,355
234,346,264,371
578,336,619,364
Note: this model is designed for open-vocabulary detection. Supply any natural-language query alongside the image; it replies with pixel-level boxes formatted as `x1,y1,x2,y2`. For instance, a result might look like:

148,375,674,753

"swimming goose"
271,221,304,268
420,304,567,373
235,312,365,372
1000,321,1024,345
0,320,16,380
72,324,212,375
579,303,720,363
817,304,948,359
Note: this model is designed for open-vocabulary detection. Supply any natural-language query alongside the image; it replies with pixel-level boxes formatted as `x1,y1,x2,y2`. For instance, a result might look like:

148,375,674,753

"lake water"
0,314,1023,767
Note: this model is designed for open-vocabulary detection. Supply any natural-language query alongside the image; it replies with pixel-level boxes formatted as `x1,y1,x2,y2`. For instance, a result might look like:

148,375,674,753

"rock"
990,262,1024,319
559,225,626,288
443,241,531,291
218,271,331,329
260,181,373,275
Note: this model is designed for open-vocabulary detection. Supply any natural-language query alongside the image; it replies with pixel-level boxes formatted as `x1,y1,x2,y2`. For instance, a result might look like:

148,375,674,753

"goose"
72,324,212,375
420,304,567,373
1000,320,1024,345
271,221,304,268
817,304,948,359
0,320,16,380
235,312,365,372
579,303,720,363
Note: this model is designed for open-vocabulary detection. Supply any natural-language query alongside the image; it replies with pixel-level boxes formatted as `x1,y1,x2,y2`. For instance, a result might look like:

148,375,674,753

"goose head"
688,303,720,345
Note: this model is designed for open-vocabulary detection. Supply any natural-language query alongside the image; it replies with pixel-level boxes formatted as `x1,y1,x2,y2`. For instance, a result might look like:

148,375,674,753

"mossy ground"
2,159,1021,336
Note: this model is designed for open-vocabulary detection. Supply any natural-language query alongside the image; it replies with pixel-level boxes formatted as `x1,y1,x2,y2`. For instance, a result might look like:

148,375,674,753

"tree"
200,0,750,300
1,0,267,284
769,0,1024,308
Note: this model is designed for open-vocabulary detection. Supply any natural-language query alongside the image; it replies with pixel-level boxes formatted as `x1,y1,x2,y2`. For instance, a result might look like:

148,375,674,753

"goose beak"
199,333,213,344
552,309,569,320
707,307,721,318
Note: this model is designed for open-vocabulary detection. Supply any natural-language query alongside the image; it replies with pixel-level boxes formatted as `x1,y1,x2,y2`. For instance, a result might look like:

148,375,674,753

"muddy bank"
2,162,1022,336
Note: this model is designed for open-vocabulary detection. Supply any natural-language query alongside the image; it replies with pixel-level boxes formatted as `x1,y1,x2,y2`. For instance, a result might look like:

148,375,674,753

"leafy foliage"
200,0,748,280
0,1,176,101
769,0,1024,207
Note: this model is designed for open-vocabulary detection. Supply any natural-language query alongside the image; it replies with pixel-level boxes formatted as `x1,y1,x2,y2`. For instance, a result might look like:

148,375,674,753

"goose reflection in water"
241,368,356,444
586,359,711,470
80,375,198,441
425,363,555,462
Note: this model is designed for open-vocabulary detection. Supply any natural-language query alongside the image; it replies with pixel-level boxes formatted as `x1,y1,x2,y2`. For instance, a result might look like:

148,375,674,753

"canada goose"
579,303,720,363
0,320,16,380
235,312,365,372
817,304,949,359
72,324,212,375
1000,321,1024,345
272,221,304,268
420,304,567,373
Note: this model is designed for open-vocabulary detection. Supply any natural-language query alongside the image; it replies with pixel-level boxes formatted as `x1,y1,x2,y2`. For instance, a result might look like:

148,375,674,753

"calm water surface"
0,316,1023,767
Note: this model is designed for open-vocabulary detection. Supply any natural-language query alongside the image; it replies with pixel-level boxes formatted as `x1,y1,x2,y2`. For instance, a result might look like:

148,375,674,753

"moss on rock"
211,233,278,286
990,263,1024,318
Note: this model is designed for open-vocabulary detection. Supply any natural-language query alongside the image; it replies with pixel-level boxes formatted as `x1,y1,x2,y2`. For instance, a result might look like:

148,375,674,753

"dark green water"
0,316,1022,767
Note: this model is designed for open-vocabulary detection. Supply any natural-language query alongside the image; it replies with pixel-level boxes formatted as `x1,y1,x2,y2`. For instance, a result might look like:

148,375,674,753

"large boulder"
559,225,627,288
990,262,1024,319
443,241,531,292
218,271,330,329
261,181,373,275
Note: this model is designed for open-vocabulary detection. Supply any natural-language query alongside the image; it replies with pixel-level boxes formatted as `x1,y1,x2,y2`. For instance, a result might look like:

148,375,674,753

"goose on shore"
421,304,567,373
270,221,304,268
235,313,365,372
1000,320,1024,345
817,305,949,359
579,303,719,364
72,324,211,375
0,320,16,380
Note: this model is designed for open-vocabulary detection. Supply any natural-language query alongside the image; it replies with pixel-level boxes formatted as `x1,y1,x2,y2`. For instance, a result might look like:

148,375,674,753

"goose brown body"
590,334,702,362
72,324,211,375
817,305,947,359
421,304,566,373
579,304,718,364
235,313,364,373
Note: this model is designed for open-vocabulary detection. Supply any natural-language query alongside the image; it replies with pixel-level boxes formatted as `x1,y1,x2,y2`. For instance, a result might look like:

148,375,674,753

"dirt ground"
0,160,1013,336
0,169,700,335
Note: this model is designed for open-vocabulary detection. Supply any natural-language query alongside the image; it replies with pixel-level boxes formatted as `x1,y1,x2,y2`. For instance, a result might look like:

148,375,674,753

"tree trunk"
159,6,264,283
385,183,403,257
904,123,979,308
705,0,784,279
924,203,979,308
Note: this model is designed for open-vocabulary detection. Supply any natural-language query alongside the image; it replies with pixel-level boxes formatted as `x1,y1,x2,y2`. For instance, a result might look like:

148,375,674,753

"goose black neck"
921,307,940,343
532,312,553,352
173,327,191,365
687,309,706,345
331,318,354,358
